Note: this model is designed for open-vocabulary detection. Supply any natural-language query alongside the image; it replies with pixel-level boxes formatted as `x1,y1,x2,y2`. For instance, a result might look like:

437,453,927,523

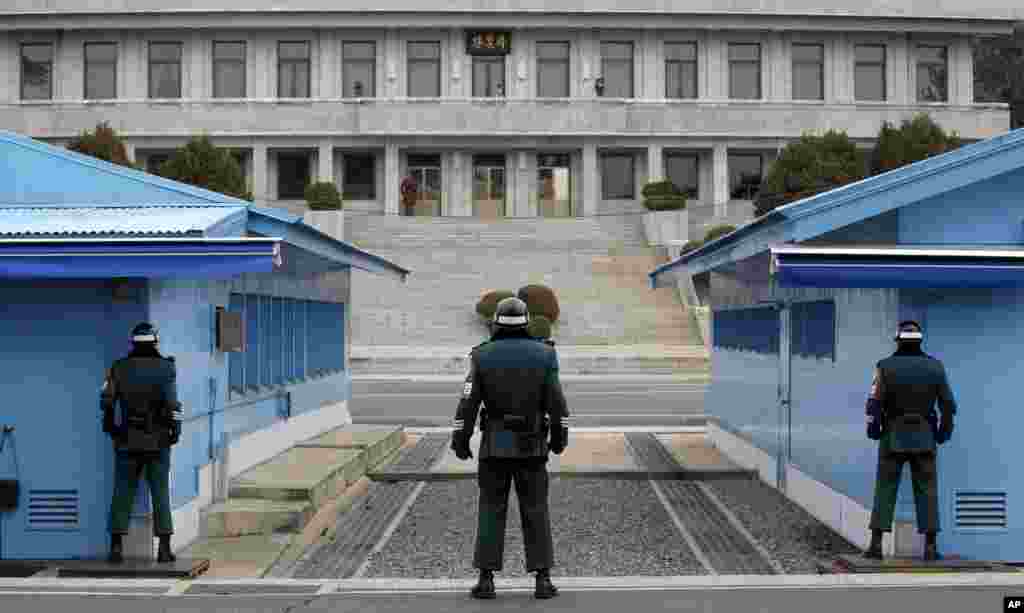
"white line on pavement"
696,481,786,575
350,481,428,579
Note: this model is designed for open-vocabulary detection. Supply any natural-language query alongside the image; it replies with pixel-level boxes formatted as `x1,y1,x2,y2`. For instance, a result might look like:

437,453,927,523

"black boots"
863,529,883,560
534,568,559,599
157,535,176,563
471,570,496,599
108,533,124,564
923,532,939,562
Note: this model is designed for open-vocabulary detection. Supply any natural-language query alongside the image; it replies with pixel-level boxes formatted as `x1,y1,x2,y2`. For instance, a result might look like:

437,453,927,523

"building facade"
0,1,1016,237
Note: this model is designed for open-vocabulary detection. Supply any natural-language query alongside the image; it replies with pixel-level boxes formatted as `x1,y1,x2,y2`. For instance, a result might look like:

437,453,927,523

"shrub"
66,121,135,168
679,239,705,256
527,314,553,340
517,284,560,323
641,180,687,211
305,181,343,210
703,224,736,244
476,290,516,322
159,135,250,200
869,113,962,176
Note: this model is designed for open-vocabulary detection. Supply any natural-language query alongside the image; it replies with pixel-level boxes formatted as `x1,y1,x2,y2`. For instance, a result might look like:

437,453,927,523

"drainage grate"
955,491,1008,530
624,432,684,474
386,433,451,472
27,490,79,531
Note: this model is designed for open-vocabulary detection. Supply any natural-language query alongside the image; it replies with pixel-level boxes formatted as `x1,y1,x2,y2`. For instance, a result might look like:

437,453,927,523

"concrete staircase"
345,213,707,375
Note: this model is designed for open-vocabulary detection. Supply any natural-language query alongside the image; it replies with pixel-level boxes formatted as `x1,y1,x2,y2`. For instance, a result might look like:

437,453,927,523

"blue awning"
0,238,281,278
771,245,1024,288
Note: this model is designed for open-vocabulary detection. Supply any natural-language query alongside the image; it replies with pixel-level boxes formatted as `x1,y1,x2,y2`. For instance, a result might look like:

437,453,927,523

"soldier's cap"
896,320,923,341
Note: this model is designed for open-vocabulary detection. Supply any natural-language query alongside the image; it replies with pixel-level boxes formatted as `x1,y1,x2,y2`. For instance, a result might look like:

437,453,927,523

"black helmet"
493,297,530,330
895,320,922,343
131,322,159,344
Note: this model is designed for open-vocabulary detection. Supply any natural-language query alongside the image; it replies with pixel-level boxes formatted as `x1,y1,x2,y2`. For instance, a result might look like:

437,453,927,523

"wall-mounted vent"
27,489,80,531
955,491,1007,530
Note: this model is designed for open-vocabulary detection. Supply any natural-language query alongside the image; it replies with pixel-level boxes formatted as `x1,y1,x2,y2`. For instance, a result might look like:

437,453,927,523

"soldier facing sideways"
864,320,956,561
100,323,184,564
451,297,570,600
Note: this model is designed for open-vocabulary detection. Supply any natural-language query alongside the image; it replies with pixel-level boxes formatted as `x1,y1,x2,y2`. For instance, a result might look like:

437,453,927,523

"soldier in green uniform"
451,297,570,600
100,323,183,564
864,321,956,561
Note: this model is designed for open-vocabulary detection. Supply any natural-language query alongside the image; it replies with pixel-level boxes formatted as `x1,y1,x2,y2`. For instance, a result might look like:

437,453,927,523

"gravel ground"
362,478,707,578
703,477,861,573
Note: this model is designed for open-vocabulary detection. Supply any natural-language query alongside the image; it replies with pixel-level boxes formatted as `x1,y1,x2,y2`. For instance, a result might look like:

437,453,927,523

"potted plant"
640,180,688,247
302,181,345,240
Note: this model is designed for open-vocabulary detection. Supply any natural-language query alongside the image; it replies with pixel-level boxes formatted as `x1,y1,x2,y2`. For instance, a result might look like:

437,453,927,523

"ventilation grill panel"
955,490,1007,531
27,489,80,531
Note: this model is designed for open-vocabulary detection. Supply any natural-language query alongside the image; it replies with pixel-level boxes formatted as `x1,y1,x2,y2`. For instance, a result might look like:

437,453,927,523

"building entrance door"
407,154,442,217
537,153,573,218
473,154,506,219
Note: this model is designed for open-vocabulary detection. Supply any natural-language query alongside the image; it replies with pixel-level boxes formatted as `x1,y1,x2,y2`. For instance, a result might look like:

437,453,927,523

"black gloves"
452,431,473,460
867,420,883,441
169,421,181,446
936,422,953,445
548,424,567,455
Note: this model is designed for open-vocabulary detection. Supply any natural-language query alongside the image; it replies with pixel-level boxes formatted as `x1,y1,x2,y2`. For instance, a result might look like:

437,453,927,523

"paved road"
1,580,1021,613
349,378,708,427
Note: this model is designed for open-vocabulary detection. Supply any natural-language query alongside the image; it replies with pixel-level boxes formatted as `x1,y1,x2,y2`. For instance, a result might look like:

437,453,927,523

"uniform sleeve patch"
463,382,473,397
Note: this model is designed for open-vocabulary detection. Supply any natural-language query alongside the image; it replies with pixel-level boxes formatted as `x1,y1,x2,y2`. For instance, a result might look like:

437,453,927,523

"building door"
777,302,793,491
537,153,573,218
0,283,119,559
473,154,506,219
407,154,442,217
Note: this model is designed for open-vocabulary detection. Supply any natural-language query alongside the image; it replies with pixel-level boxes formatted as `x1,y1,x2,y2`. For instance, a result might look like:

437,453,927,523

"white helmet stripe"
897,331,923,340
132,334,157,342
496,315,528,325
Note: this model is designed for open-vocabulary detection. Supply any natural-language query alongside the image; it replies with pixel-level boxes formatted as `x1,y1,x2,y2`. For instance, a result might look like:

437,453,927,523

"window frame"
406,41,442,98
84,41,118,100
600,152,636,200
916,44,949,103
342,152,377,200
147,41,183,99
212,40,247,99
536,41,571,98
664,41,698,100
20,42,54,101
727,42,762,100
472,54,506,98
277,152,311,200
853,43,887,102
342,41,377,98
791,42,824,101
728,152,764,200
600,41,635,99
664,151,700,200
277,41,311,99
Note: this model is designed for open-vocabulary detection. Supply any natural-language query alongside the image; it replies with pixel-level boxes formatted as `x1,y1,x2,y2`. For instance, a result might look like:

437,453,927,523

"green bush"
527,314,553,339
517,284,560,323
305,181,343,210
66,121,135,168
703,224,736,243
641,180,687,211
679,239,705,255
476,290,516,322
159,135,250,200
869,113,962,175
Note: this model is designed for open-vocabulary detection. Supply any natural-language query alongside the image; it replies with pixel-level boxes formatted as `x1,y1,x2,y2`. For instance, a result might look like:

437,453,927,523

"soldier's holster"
116,401,167,453
887,413,936,455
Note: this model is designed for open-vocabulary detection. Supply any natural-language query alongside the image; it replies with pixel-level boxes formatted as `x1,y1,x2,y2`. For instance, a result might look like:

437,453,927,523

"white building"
0,1,1017,234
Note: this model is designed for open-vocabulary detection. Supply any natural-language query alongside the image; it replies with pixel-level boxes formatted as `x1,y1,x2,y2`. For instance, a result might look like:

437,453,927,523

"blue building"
0,131,408,560
651,127,1024,562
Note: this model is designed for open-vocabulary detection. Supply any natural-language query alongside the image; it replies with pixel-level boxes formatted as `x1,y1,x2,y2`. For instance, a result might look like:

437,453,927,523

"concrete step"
200,499,315,539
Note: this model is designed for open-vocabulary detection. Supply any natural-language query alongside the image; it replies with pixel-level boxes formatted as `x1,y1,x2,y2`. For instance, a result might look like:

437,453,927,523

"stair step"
230,447,368,509
200,498,315,539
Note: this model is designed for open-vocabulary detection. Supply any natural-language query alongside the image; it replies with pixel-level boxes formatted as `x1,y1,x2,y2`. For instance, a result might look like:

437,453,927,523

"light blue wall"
708,350,781,459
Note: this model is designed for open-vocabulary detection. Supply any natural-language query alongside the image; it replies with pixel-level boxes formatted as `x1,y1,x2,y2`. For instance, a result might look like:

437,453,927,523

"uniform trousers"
109,447,174,536
868,433,939,534
474,457,554,572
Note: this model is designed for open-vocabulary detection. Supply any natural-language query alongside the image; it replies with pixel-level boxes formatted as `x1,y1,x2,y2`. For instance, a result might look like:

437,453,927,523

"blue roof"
650,126,1024,287
0,206,247,237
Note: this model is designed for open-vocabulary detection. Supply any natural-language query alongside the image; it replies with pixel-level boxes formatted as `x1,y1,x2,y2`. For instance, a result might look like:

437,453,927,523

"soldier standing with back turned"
451,297,570,599
864,320,956,561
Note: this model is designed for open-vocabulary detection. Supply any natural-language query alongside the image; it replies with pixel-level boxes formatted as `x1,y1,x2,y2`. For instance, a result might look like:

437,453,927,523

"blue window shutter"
245,294,260,389
296,300,306,380
270,297,283,385
229,293,245,393
338,302,345,371
283,298,293,383
306,300,320,376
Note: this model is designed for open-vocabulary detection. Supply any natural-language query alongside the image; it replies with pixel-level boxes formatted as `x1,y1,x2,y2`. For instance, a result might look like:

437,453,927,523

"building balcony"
2,97,1010,142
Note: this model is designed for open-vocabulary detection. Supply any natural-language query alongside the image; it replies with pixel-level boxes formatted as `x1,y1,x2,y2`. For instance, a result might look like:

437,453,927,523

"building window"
278,42,311,98
213,41,246,98
342,41,376,98
729,153,763,200
536,41,570,98
854,44,886,101
20,43,54,101
728,43,761,100
792,43,824,100
665,42,697,99
229,293,344,394
407,42,441,98
343,153,376,200
916,45,948,102
601,42,634,98
148,42,182,99
791,300,836,361
713,306,780,355
84,42,117,100
473,55,506,97
665,152,699,199
277,152,310,199
601,153,635,199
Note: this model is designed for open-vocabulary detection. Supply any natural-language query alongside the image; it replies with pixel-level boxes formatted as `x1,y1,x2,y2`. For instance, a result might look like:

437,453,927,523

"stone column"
384,142,399,215
647,143,664,183
516,151,529,217
892,37,911,105
318,141,334,184
643,29,659,100
833,33,853,104
252,144,268,206
952,35,973,106
581,142,599,217
712,142,729,218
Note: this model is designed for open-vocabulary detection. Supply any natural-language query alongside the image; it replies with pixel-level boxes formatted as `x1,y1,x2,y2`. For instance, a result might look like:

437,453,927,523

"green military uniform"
452,331,570,574
867,347,957,535
101,352,181,539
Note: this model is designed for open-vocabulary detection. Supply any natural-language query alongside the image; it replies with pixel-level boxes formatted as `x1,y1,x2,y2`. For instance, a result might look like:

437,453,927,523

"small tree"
527,314,553,340
305,181,343,210
66,121,136,168
476,290,517,322
754,130,865,217
159,135,250,200
641,180,687,211
869,113,962,176
518,284,560,323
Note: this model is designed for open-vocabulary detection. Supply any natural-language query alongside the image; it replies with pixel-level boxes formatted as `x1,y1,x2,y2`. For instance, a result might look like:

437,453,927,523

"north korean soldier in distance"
451,297,570,600
101,323,184,564
864,321,956,561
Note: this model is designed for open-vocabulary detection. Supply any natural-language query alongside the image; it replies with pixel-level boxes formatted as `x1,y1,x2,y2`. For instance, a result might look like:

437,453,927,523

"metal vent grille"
27,490,80,531
955,491,1007,530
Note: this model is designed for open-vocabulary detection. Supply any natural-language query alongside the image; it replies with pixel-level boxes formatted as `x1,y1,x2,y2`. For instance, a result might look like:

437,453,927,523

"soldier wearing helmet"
451,296,570,599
